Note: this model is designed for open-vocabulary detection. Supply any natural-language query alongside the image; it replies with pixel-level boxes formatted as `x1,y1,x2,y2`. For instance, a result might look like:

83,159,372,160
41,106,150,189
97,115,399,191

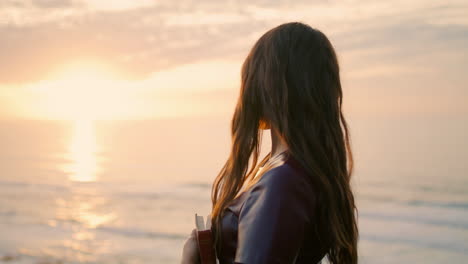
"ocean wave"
97,226,186,240
361,234,468,255
358,193,468,210
359,211,468,230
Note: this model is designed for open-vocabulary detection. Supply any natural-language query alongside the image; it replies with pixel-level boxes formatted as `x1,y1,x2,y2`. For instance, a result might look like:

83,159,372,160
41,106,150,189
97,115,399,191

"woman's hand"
181,229,200,264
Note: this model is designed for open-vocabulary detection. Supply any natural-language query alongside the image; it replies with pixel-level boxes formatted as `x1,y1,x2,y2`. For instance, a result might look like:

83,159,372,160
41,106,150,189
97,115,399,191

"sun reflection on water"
55,120,116,258
65,119,100,182
53,192,116,260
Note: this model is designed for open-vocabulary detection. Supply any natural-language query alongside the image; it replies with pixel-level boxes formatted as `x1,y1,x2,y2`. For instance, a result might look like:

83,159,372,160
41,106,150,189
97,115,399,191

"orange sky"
1,0,467,120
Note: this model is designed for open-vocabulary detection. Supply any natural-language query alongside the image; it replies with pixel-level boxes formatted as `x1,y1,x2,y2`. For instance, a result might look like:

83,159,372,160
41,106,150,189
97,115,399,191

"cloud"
32,0,79,8
0,1,271,84
0,0,465,84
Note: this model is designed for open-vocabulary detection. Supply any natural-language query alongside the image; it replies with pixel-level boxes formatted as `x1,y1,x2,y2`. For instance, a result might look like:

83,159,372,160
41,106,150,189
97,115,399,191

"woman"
182,22,358,264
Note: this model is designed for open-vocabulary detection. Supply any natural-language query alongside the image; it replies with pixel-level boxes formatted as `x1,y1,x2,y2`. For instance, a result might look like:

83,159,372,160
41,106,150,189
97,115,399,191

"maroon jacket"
216,156,326,263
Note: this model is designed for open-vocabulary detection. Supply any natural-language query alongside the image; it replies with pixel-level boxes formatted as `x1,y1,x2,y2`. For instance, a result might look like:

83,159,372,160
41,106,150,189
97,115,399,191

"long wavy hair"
211,22,358,263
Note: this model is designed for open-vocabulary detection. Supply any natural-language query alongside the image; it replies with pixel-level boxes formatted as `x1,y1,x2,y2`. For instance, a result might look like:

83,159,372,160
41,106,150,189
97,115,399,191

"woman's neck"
270,128,288,157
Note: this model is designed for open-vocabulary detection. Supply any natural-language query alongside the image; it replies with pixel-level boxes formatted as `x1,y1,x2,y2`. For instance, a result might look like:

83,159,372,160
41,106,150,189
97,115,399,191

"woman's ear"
259,119,271,130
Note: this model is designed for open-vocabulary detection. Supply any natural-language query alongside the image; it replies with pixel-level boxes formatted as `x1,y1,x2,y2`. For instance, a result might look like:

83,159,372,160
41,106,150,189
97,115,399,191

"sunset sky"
1,0,467,120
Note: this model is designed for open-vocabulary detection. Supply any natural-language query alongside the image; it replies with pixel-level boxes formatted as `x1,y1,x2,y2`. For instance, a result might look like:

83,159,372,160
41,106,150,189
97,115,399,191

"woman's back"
217,155,327,264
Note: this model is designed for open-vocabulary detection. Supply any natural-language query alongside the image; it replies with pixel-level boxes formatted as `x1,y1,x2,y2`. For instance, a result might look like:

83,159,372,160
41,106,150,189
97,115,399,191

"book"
195,213,217,264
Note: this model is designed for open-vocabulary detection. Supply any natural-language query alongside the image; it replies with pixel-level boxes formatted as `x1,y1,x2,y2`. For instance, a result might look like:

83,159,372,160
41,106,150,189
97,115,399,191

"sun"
26,60,135,121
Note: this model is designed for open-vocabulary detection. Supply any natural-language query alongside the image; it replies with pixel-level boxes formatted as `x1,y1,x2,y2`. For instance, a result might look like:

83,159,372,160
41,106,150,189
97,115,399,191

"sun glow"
26,61,140,120
4,59,241,120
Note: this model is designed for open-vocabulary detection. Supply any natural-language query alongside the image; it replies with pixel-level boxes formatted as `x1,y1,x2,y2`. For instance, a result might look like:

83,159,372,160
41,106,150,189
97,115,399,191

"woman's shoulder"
238,155,318,224
258,156,312,188
253,156,317,205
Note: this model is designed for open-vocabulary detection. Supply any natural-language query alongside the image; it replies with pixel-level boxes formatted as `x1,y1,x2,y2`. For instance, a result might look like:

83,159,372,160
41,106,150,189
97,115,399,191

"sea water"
0,116,467,263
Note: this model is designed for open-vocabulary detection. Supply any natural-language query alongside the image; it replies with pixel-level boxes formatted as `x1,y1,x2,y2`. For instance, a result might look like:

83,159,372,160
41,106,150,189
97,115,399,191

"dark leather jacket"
216,156,326,264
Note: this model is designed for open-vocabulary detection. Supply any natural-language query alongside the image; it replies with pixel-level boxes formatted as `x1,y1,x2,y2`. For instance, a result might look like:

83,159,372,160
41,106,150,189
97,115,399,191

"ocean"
0,115,467,263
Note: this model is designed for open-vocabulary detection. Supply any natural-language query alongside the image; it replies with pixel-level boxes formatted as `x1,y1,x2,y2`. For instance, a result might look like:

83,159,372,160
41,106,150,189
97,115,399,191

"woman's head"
212,22,358,263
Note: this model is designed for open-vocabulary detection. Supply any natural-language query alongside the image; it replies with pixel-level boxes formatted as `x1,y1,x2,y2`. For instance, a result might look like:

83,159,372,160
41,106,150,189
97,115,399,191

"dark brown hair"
211,22,358,263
